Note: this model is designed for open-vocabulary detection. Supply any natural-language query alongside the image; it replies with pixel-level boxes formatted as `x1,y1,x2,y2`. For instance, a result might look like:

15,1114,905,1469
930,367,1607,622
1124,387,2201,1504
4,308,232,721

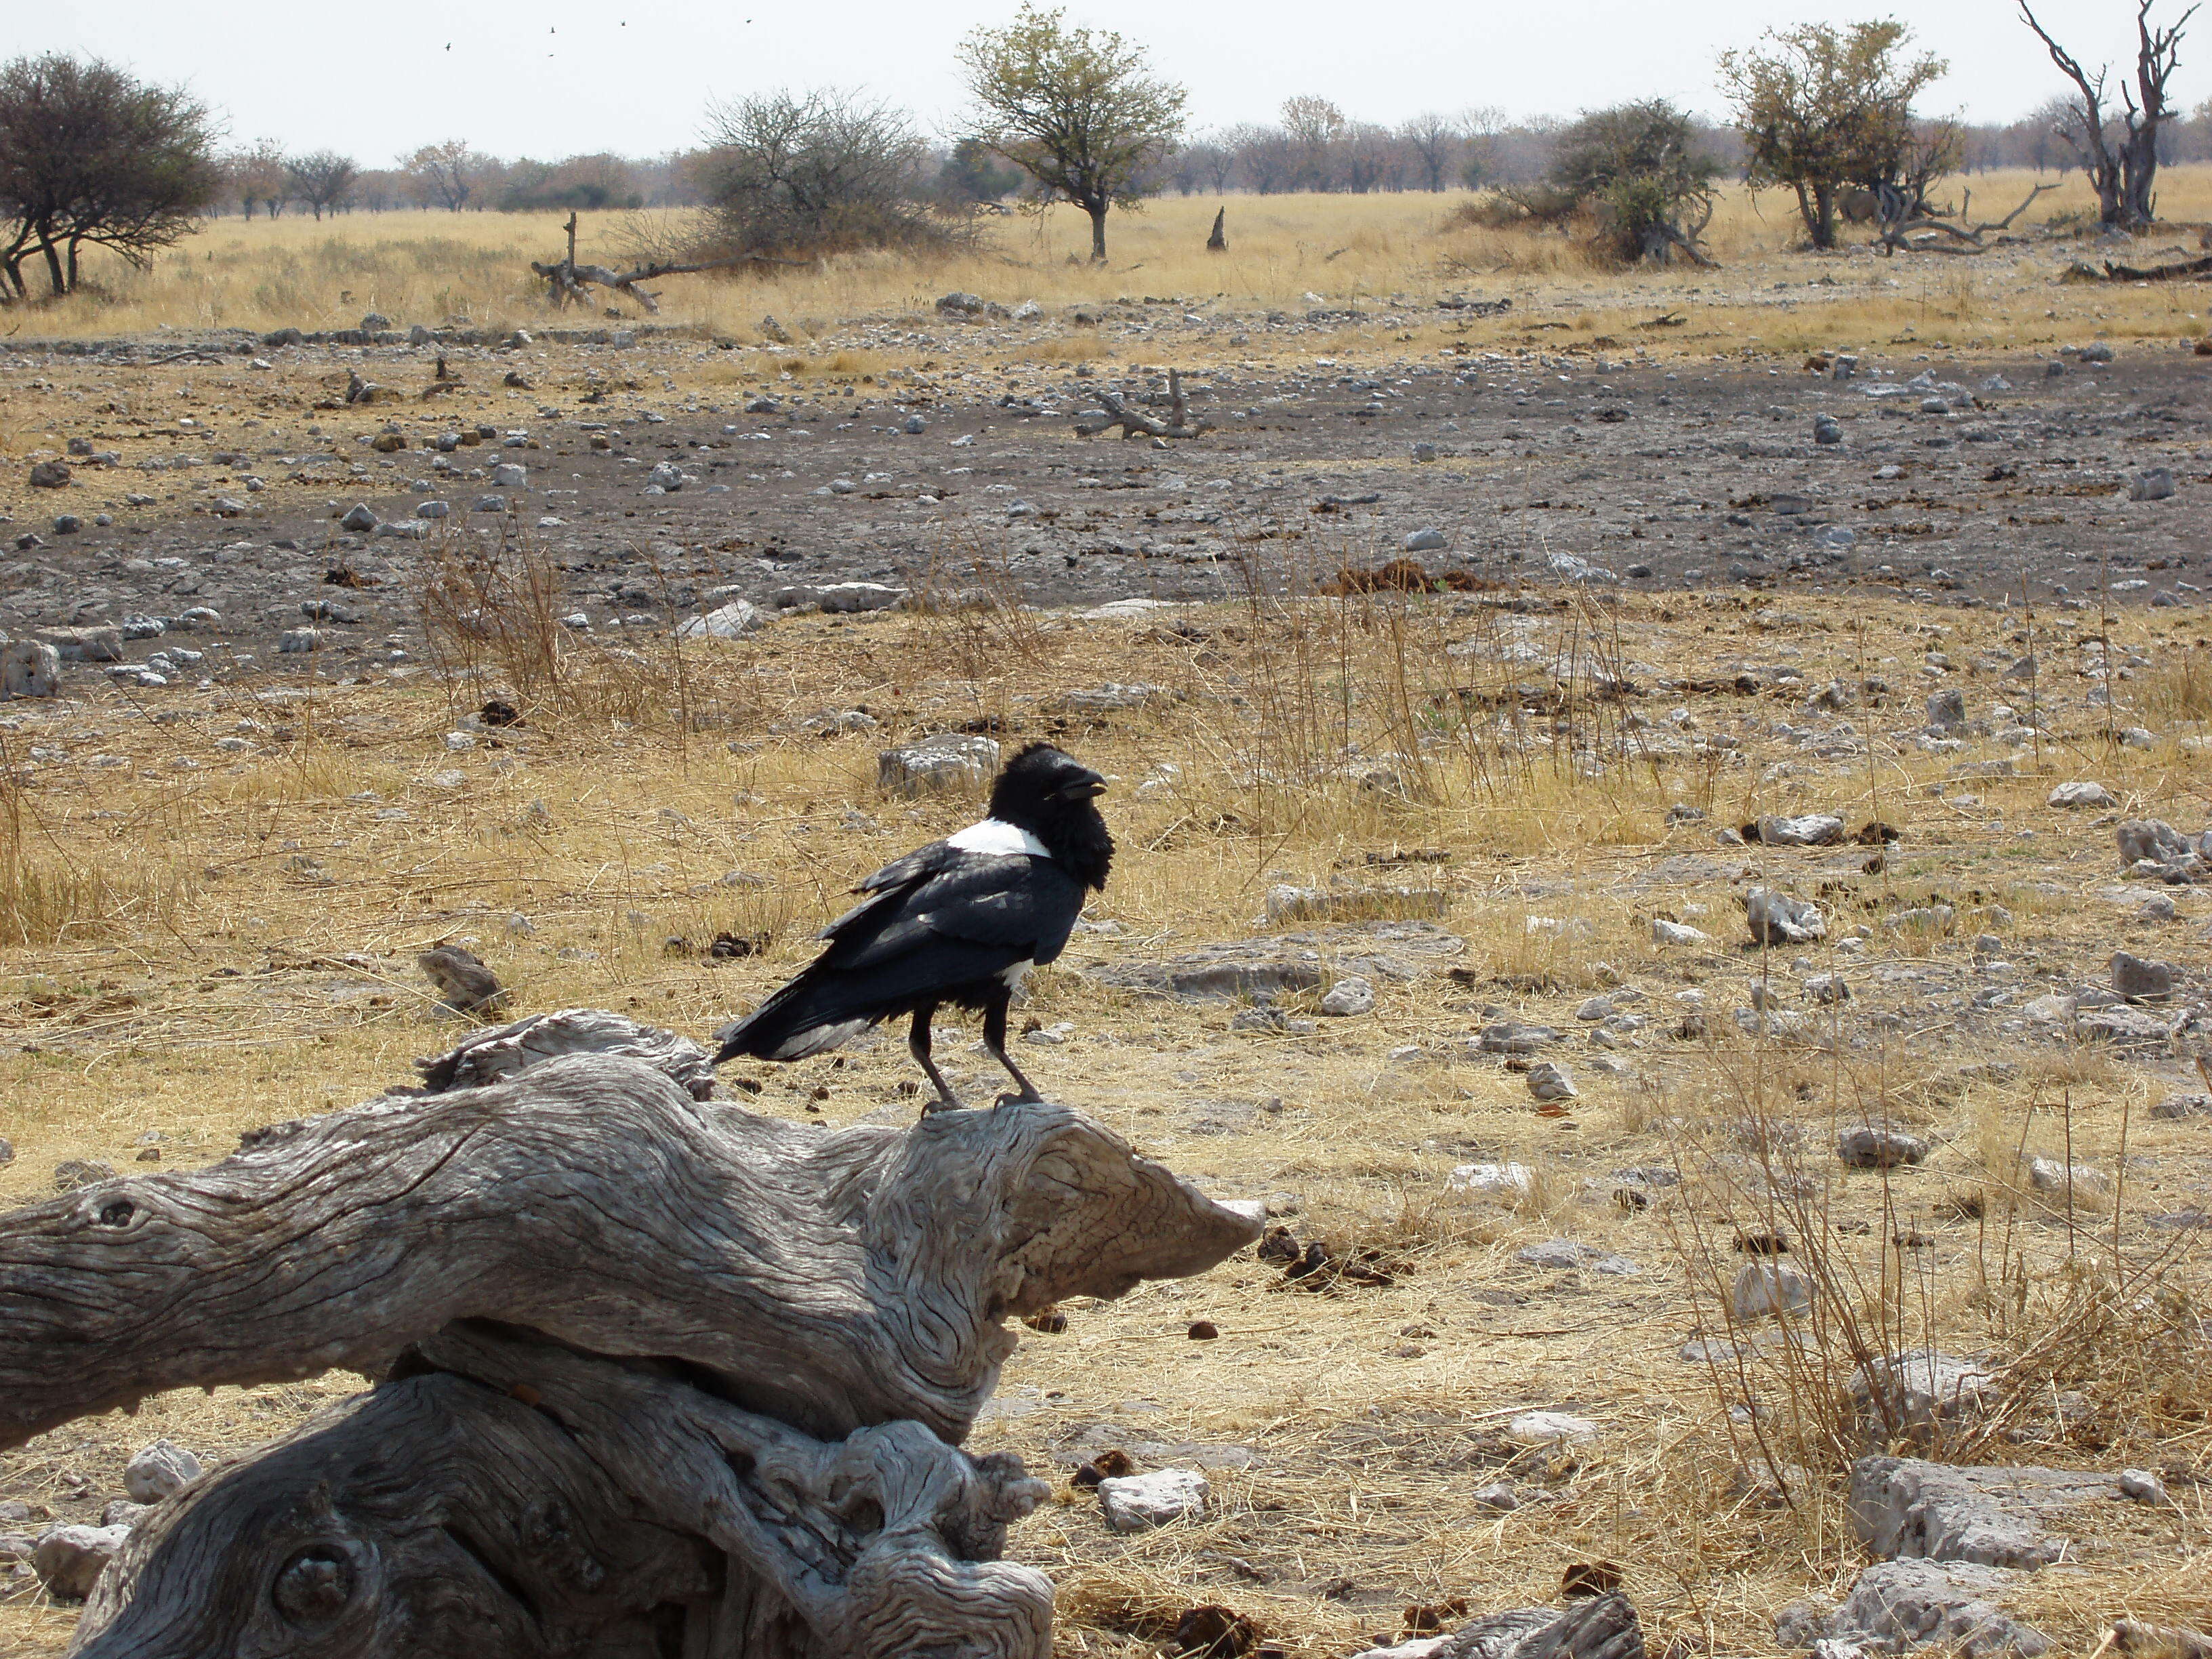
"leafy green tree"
1549,100,1720,264
957,4,1186,261
937,138,1024,203
1721,20,1948,249
0,54,219,300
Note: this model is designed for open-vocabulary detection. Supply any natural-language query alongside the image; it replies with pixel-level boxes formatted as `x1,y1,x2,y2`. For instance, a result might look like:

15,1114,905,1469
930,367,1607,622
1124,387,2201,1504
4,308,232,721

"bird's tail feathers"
712,973,880,1067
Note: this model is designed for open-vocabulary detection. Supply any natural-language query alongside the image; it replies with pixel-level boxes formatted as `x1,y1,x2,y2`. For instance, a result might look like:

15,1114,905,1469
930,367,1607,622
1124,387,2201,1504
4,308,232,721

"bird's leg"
909,1006,964,1115
982,991,1045,1107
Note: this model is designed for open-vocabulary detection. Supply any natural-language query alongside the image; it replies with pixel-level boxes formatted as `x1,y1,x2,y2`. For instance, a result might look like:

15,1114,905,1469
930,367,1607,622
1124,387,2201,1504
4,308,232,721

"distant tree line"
6,1,2210,306
211,141,703,218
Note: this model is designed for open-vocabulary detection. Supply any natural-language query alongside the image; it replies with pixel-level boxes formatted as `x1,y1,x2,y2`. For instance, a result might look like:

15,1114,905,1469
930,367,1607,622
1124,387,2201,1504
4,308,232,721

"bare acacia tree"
403,139,481,211
224,138,287,219
285,150,359,221
958,3,1186,261
1400,112,1463,192
2018,0,2197,230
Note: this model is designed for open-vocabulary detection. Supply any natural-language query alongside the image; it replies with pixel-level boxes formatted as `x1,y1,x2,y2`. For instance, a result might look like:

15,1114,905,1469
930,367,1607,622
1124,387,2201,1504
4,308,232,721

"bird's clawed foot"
918,1091,968,1118
991,1088,1046,1109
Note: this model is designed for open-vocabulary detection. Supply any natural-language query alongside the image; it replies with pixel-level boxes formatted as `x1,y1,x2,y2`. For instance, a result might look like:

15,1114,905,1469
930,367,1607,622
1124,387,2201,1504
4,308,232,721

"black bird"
712,743,1113,1111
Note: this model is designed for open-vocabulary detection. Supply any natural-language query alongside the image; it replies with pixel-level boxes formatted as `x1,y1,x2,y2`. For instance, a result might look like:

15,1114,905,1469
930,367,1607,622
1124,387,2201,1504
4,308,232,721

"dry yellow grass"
14,167,2212,356
2,583,2209,1654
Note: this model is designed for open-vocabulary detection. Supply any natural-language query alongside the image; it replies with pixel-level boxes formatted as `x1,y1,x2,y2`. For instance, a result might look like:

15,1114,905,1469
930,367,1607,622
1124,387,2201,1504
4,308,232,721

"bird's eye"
272,1545,354,1624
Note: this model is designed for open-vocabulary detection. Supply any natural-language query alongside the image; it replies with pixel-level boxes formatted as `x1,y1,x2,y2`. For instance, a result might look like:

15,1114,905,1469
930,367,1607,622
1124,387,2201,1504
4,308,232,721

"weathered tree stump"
0,1012,1261,1656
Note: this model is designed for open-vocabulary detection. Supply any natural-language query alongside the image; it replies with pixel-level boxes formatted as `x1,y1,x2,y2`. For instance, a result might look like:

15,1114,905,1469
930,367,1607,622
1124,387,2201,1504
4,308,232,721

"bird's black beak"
1051,773,1108,801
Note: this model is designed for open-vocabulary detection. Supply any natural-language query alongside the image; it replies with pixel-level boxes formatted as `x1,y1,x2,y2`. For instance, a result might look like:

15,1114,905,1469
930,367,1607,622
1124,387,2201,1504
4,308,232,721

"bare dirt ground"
2,313,2209,672
1,303,2209,1658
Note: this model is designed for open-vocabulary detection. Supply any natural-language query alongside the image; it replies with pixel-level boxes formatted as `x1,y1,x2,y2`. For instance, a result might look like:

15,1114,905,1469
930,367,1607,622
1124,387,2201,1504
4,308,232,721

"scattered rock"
2047,781,2115,809
1839,1126,1929,1169
30,1524,129,1600
1825,1559,2051,1657
774,581,906,613
1733,1261,1811,1319
2026,1155,2109,1197
2129,466,2177,502
28,459,72,489
1319,976,1375,1017
878,735,1000,795
1745,888,1826,945
1757,813,1847,847
337,503,379,533
123,1439,203,1504
1505,1410,1599,1446
1850,1456,2125,1570
1652,918,1708,945
35,625,123,664
1266,885,1446,924
2149,1092,2212,1120
2109,951,2174,1001
1525,1061,1578,1103
1515,1238,1639,1277
1805,972,1852,1006
1046,682,1176,716
1927,688,1967,731
1098,1467,1208,1532
1477,1020,1561,1055
1,640,62,699
677,600,764,640
1446,1162,1534,1198
1405,527,1449,552
52,1160,117,1191
2118,1468,2167,1505
1848,1352,1994,1446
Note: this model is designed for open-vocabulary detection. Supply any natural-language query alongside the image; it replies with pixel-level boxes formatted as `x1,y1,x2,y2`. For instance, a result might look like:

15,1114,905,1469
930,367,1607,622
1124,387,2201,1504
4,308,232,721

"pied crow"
712,743,1113,1111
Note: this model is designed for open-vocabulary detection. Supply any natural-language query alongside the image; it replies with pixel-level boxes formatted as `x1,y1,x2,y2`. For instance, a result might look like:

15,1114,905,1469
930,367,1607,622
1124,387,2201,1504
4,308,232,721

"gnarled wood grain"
0,1052,1259,1446
71,1324,1055,1659
3,1021,1258,1656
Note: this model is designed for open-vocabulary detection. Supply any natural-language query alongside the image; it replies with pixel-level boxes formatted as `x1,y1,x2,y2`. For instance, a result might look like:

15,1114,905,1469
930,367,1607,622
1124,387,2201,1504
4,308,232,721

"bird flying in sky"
713,744,1113,1112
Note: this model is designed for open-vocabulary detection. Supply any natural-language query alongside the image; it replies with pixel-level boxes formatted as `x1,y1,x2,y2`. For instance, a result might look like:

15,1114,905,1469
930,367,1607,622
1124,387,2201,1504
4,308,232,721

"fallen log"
2101,251,2212,281
0,1015,1261,1655
1076,369,1207,440
532,211,806,312
1875,181,2055,256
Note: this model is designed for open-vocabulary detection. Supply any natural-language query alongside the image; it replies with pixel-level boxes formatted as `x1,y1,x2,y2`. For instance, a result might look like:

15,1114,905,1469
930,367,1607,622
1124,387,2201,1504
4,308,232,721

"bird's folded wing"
817,855,1085,972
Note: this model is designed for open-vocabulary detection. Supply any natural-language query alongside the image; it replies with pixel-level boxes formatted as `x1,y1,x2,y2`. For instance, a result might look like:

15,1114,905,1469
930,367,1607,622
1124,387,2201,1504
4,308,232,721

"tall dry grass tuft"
0,750,192,947
414,525,758,735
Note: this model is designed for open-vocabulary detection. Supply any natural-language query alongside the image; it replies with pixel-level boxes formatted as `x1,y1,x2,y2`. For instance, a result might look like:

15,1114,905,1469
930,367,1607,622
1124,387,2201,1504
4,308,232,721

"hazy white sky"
16,0,2193,159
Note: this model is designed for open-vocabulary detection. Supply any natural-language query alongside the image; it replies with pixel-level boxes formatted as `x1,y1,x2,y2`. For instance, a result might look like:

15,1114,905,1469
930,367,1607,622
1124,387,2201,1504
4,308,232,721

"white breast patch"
947,818,1050,858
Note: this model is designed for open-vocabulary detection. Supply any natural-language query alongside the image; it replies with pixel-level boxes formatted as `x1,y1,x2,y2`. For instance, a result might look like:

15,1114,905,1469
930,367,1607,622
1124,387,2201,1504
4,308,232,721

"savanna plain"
2,182,2211,1657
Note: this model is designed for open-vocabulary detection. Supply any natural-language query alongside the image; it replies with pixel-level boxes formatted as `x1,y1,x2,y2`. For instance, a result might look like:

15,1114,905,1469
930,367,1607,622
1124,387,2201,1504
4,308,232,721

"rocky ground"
0,316,2209,1658
1,319,2207,684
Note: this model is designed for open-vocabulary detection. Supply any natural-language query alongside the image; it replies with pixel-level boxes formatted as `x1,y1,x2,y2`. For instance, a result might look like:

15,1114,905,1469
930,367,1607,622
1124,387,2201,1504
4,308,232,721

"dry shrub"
414,527,734,731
